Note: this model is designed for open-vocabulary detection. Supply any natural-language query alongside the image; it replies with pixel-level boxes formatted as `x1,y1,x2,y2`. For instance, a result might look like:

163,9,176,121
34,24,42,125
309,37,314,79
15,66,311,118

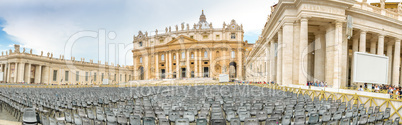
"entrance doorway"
203,67,209,78
181,68,186,78
139,66,144,80
161,69,166,79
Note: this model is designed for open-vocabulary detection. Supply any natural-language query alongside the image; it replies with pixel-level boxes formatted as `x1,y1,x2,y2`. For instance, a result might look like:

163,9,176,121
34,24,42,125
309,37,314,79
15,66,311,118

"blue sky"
0,0,396,65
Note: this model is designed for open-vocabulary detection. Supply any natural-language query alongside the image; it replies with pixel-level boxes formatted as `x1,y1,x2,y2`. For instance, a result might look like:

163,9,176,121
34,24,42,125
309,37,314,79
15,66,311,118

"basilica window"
76,71,79,81
53,70,57,81
204,51,208,58
161,55,165,61
120,74,122,81
140,57,143,63
191,54,194,59
231,33,236,39
173,55,176,60
231,51,235,58
65,71,69,81
101,73,104,80
85,72,89,81
94,73,97,81
203,35,208,39
182,52,185,59
139,41,143,47
159,39,164,43
216,35,220,39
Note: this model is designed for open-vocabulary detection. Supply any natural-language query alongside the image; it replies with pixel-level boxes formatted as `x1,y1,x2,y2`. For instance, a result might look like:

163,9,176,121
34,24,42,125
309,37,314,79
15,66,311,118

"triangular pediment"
166,35,198,45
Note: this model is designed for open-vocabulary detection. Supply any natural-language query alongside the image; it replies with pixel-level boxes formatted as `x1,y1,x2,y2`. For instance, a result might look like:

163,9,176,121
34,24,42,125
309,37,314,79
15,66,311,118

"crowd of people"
306,81,328,87
357,84,401,99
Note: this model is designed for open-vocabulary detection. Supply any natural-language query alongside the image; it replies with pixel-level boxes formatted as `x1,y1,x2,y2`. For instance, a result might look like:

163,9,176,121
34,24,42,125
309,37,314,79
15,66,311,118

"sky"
0,0,398,66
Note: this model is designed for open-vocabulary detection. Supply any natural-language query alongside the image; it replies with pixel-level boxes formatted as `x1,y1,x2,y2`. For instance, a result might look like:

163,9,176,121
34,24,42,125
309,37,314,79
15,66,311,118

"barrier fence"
1,83,401,122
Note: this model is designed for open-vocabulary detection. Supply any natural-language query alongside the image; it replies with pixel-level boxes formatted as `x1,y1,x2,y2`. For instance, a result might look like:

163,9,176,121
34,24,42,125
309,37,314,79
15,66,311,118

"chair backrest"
368,113,377,122
158,118,169,125
368,106,374,114
351,116,358,125
175,118,189,125
294,115,305,125
143,117,155,125
322,112,332,122
384,108,391,119
340,118,350,125
308,113,319,124
210,119,226,125
230,118,241,125
393,117,400,125
281,115,291,125
265,118,279,125
333,111,342,120
196,118,207,125
244,117,259,125
359,115,368,124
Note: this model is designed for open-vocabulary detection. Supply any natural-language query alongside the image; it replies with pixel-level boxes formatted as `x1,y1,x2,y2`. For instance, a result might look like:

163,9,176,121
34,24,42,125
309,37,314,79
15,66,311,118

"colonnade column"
325,24,335,86
387,42,393,84
195,50,198,78
370,38,377,54
26,64,31,83
7,63,10,83
209,49,213,78
155,53,159,79
165,52,168,79
238,48,243,80
199,49,202,77
169,51,172,79
377,34,385,55
35,65,42,83
282,22,294,85
299,18,308,85
176,51,180,78
350,36,359,84
144,54,149,80
277,29,282,84
270,41,275,82
14,62,18,83
393,39,401,86
266,43,270,82
133,56,137,80
223,48,227,74
359,31,367,52
16,62,24,83
332,21,343,89
314,31,325,81
186,49,190,78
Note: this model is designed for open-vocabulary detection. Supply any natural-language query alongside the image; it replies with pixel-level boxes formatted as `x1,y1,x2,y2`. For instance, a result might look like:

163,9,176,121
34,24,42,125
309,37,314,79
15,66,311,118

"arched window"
231,51,235,58
161,54,165,61
173,55,176,60
204,51,208,58
182,52,185,59
191,53,194,59
140,57,143,63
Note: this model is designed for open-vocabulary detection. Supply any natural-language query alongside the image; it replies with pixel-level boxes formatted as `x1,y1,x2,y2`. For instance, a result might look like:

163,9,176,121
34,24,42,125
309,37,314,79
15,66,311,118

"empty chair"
117,113,128,125
225,110,236,121
327,121,337,125
384,108,391,119
256,111,267,121
96,111,105,121
129,115,141,125
351,117,358,125
73,114,83,125
374,106,380,114
41,114,49,125
294,115,306,125
168,112,179,122
158,118,169,125
340,118,350,125
368,106,374,115
376,121,383,125
376,111,384,121
183,111,195,122
368,113,377,123
344,109,353,118
332,111,342,121
82,118,91,125
143,117,155,125
238,111,251,122
393,117,400,125
321,112,332,122
175,118,189,125
196,118,207,125
230,118,241,125
210,119,226,125
265,118,279,125
384,120,392,125
359,115,368,125
308,113,320,124
281,115,291,125
244,117,258,125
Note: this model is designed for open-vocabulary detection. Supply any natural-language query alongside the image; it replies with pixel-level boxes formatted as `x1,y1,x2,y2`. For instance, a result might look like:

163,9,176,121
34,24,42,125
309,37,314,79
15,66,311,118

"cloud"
0,0,273,66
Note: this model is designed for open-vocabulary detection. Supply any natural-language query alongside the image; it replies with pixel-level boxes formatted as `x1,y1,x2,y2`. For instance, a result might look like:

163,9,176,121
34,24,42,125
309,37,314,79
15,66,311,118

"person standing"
358,85,364,91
